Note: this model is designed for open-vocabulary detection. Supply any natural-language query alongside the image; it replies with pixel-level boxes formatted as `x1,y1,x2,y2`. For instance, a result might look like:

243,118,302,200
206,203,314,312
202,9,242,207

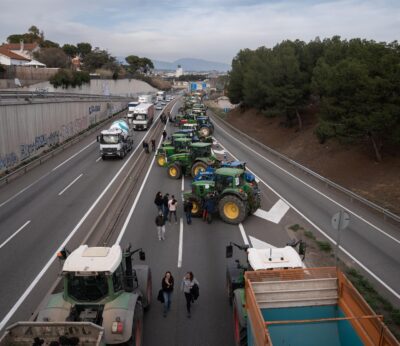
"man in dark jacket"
154,191,163,212
162,193,169,221
183,200,193,225
155,211,166,240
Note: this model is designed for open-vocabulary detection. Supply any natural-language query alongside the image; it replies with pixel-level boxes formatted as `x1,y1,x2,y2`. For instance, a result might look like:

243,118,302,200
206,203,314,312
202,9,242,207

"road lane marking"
217,137,400,300
178,218,184,268
0,220,31,249
248,236,277,249
58,174,83,196
213,120,400,245
0,140,95,209
51,140,96,172
96,157,102,163
181,176,185,192
254,199,290,224
238,223,250,246
0,112,166,332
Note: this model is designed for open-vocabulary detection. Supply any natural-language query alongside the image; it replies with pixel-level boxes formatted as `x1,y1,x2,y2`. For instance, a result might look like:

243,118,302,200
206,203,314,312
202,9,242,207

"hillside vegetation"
227,37,400,162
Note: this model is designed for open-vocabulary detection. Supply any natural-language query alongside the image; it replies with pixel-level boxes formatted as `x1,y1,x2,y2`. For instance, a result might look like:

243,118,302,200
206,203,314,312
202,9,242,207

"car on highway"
155,103,163,110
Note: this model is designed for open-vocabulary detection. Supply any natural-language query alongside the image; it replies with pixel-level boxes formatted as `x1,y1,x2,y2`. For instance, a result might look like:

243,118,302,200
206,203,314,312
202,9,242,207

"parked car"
155,104,163,110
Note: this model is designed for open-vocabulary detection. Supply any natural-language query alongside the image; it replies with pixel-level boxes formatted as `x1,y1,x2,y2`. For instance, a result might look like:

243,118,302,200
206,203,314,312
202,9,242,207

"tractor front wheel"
191,161,208,177
168,163,182,179
128,301,143,346
219,195,247,224
199,126,211,137
157,155,167,167
189,196,203,217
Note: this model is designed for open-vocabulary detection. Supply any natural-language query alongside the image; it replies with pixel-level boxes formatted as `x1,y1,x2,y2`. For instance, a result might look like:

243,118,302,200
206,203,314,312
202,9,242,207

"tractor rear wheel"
128,301,143,346
189,196,203,217
168,163,182,179
199,126,211,137
219,195,247,224
233,294,247,346
191,161,208,177
157,155,167,167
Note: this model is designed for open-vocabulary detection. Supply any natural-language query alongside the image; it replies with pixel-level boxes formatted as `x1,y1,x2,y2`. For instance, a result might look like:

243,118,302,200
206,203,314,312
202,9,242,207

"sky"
0,0,399,64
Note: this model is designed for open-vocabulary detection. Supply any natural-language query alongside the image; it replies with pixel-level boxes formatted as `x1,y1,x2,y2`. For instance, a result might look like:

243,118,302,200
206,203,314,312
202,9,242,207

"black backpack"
190,283,199,300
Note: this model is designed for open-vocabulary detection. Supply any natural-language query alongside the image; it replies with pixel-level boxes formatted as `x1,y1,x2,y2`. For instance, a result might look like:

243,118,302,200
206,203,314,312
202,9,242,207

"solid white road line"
216,136,400,300
181,176,185,192
254,199,290,224
96,157,102,163
0,118,162,332
58,174,83,196
0,220,31,249
178,218,184,268
214,121,400,245
51,140,96,172
238,223,250,246
0,140,96,209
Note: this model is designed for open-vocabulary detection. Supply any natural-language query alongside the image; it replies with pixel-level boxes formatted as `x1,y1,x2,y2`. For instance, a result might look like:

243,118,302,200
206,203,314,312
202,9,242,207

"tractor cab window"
215,175,234,191
101,134,120,144
112,265,124,293
67,272,109,302
192,146,210,158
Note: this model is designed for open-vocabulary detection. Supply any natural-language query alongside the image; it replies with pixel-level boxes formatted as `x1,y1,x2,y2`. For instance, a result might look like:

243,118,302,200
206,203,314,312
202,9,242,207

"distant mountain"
153,58,230,72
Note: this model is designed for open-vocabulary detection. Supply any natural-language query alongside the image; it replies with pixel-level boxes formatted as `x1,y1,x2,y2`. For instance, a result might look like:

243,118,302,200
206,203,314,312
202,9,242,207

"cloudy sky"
1,0,399,64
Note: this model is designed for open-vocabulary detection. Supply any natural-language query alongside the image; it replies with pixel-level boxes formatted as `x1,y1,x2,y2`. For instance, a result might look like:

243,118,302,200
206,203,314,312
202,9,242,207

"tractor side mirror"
57,248,69,261
226,245,233,258
139,250,146,261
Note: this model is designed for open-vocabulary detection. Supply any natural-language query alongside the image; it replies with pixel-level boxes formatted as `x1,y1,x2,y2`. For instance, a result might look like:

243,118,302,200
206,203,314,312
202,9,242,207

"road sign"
331,211,350,230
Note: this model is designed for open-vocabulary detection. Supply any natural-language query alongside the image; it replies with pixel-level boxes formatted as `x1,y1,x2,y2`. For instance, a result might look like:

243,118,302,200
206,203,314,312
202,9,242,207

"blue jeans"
185,211,192,224
163,291,172,313
163,206,169,221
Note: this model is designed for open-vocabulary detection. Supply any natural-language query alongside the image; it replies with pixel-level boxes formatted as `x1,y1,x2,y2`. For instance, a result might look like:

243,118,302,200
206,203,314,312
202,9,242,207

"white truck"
98,119,134,159
128,103,154,131
156,91,165,102
138,94,153,104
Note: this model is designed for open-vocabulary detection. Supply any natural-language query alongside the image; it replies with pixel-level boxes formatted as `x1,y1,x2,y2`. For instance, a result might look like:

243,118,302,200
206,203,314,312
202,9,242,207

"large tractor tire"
189,196,202,217
156,154,167,167
191,161,208,178
219,195,247,225
199,126,211,137
128,301,143,346
168,163,182,179
133,265,152,310
233,290,247,346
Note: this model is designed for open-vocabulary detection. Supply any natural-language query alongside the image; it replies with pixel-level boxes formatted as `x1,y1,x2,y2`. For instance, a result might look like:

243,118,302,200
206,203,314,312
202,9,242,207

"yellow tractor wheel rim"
157,156,166,166
192,202,199,214
224,202,239,219
169,167,177,177
194,166,205,175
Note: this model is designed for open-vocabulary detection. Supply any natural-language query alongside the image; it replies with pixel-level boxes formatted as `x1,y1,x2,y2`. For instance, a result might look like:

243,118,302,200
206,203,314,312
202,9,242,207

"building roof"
0,47,30,61
1,43,39,51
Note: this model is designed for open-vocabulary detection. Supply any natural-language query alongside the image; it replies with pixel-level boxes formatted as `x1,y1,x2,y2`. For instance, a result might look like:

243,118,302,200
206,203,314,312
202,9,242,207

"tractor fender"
37,293,72,322
133,264,152,309
233,289,247,329
226,263,245,291
102,292,139,343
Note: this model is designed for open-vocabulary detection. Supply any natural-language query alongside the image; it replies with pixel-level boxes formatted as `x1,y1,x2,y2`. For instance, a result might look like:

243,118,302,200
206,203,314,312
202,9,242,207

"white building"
176,65,183,78
1,41,40,60
0,47,30,66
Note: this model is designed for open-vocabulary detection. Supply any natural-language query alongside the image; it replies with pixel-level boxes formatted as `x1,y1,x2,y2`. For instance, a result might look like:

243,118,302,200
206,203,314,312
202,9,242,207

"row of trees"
227,37,400,161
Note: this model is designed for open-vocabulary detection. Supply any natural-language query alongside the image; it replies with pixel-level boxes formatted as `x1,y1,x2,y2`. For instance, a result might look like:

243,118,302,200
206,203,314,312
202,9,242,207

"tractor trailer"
0,244,152,345
98,119,133,159
128,103,154,131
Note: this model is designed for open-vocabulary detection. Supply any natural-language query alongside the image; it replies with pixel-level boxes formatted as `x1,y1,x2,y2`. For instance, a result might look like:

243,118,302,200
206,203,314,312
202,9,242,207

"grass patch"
289,224,302,231
316,241,332,252
304,230,316,240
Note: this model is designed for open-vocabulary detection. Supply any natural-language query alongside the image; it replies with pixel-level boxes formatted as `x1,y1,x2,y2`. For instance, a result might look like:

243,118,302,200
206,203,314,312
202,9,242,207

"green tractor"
167,142,219,179
183,167,261,224
156,137,192,167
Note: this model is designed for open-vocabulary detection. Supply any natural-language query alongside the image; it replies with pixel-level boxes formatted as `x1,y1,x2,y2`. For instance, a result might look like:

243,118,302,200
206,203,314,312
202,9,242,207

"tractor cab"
174,137,192,151
190,142,212,159
214,168,244,192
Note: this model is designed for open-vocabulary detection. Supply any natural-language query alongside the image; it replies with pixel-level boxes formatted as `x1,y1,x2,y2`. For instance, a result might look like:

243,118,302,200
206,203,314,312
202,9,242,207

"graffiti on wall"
20,131,61,160
0,152,18,170
89,105,101,125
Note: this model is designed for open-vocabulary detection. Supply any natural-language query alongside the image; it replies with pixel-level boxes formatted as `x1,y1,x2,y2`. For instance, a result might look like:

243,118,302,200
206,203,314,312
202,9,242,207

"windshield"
67,273,109,302
134,113,146,120
101,134,120,144
215,174,234,191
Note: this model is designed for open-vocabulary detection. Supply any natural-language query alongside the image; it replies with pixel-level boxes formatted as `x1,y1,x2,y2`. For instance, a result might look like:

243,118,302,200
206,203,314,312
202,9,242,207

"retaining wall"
0,99,127,172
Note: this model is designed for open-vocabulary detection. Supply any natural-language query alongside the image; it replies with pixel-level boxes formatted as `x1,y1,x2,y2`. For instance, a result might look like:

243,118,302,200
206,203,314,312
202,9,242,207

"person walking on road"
162,193,170,221
183,199,193,225
168,195,178,223
181,272,199,318
154,191,163,212
162,130,167,141
155,211,166,240
161,271,174,317
151,139,156,152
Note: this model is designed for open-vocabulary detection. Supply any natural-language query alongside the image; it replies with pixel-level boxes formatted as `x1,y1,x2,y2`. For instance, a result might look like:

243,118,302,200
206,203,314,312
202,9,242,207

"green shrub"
50,69,90,89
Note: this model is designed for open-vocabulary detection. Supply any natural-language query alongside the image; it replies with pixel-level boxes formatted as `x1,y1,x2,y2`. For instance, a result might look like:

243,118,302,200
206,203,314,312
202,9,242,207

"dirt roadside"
209,103,400,215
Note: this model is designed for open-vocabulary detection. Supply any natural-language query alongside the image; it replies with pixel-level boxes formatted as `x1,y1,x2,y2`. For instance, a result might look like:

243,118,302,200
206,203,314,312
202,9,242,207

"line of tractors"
156,93,261,225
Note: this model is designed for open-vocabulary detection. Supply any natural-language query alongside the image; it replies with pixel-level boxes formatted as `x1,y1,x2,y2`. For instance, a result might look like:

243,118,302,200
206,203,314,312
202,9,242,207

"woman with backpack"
181,271,199,318
161,271,174,317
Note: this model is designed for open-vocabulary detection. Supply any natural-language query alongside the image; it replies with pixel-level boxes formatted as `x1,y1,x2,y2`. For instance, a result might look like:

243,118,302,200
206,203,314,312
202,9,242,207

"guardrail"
0,108,127,187
0,90,130,102
210,110,400,224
